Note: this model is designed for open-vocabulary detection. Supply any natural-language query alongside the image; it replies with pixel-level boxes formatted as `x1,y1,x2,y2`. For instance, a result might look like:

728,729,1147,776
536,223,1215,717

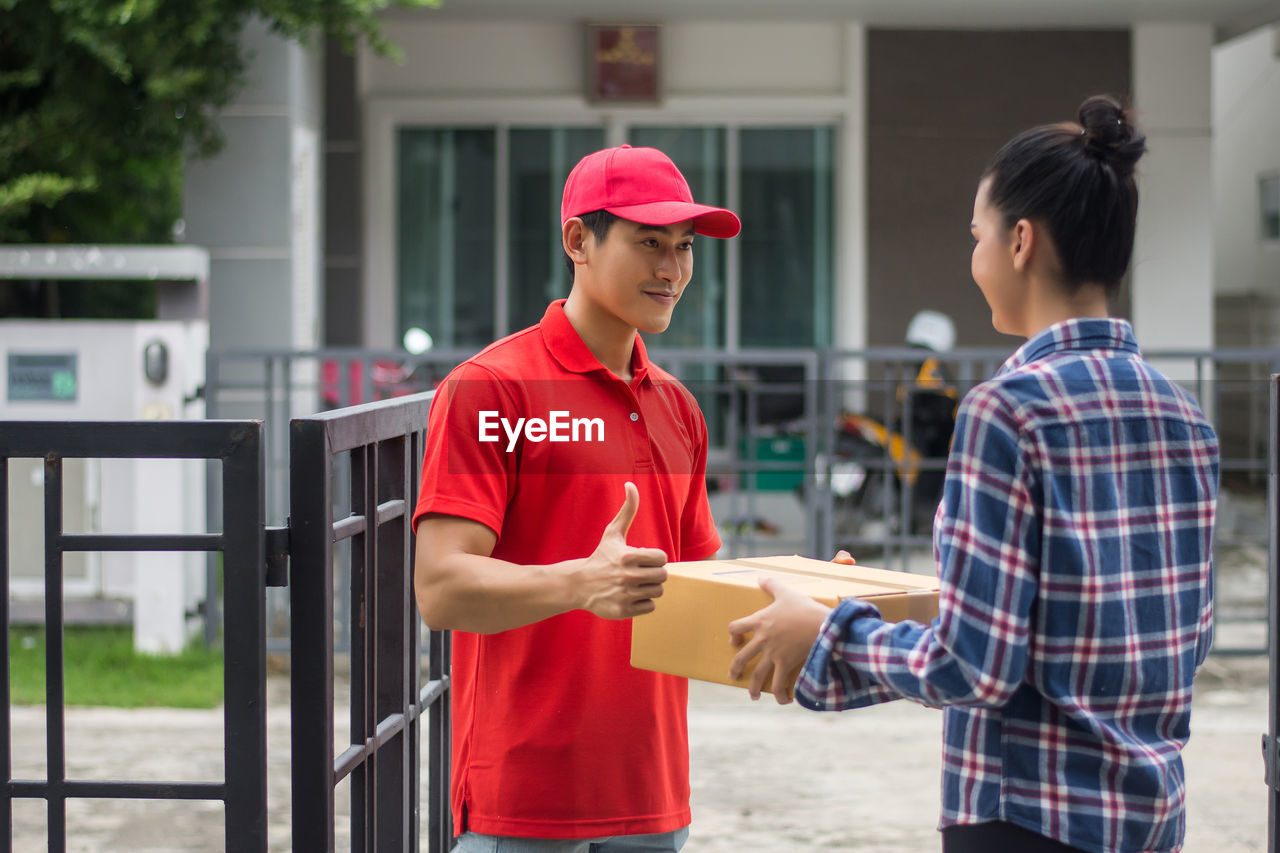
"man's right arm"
414,481,669,634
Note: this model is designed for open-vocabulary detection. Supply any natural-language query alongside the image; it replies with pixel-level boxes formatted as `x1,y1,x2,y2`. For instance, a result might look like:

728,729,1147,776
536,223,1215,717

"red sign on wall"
587,25,660,103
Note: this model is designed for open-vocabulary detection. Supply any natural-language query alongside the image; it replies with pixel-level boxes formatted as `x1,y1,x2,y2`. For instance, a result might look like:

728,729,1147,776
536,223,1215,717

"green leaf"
0,172,98,217
0,69,43,91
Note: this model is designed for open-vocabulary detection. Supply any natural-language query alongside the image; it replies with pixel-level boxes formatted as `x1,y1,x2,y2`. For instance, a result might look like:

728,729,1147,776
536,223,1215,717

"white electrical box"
1,246,211,653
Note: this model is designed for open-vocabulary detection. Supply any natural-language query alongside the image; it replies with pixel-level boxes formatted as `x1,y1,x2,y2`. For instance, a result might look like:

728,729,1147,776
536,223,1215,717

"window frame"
365,94,854,350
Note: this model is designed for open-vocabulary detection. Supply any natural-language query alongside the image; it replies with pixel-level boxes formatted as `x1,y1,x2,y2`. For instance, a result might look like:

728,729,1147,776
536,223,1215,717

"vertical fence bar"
351,444,373,851
426,627,452,853
1272,359,1280,667
723,362,741,557
43,456,66,853
289,418,338,851
1269,374,1280,852
278,355,294,525
0,456,8,853
802,354,820,559
408,429,424,853
818,351,836,562
205,350,223,650
897,359,915,571
336,452,353,654
374,436,410,850
879,361,898,568
222,424,269,852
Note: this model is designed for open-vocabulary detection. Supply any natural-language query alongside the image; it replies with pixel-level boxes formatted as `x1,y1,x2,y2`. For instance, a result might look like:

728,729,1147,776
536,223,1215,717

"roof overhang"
406,0,1280,42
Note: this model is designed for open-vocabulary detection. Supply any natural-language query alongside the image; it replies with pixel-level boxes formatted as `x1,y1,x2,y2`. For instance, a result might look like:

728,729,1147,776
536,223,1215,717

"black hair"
562,210,621,280
982,94,1148,295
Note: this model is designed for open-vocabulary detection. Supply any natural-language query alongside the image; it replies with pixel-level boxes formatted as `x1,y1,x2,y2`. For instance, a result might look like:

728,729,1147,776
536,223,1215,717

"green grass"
8,626,224,709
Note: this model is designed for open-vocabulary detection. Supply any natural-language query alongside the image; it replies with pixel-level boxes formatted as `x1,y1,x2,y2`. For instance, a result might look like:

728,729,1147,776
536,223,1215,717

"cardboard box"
630,555,939,692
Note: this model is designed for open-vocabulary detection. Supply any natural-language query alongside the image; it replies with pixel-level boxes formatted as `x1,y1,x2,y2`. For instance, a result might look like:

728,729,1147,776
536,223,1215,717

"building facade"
185,3,1279,361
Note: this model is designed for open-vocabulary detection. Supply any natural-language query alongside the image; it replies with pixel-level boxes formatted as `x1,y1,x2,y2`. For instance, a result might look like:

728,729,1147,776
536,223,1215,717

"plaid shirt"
796,318,1218,853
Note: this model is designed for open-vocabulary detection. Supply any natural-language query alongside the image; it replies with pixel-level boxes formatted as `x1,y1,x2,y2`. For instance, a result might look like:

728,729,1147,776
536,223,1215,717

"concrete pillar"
183,18,323,356
179,19,323,649
1212,24,1280,303
835,20,869,428
1131,23,1214,360
837,21,868,355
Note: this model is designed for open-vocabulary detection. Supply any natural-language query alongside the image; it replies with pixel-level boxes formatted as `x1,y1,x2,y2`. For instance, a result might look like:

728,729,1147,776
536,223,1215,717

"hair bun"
1078,95,1146,176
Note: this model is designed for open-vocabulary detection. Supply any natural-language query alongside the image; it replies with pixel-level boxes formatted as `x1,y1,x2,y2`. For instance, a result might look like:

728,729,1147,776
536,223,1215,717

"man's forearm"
415,551,583,634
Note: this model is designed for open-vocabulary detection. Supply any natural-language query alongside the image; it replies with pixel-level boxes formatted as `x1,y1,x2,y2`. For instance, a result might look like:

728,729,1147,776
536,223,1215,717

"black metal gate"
2,393,451,851
288,391,451,852
0,420,271,852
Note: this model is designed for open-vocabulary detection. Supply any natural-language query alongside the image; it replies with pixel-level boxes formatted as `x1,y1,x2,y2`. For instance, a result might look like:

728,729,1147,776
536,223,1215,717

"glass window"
738,127,835,349
398,128,496,349
394,123,836,355
1263,174,1280,241
507,128,606,333
628,127,728,350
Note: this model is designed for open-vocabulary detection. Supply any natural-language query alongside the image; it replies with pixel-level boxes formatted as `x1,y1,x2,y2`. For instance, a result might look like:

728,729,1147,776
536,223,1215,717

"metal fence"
289,391,449,852
207,348,473,653
2,397,451,851
207,344,1279,655
1,420,271,852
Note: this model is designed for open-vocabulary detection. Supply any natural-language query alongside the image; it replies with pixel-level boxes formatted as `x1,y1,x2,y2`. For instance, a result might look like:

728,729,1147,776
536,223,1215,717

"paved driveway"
8,655,1268,851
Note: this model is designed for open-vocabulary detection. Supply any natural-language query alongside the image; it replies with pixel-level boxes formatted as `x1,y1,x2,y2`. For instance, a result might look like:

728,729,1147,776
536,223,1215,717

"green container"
738,434,806,491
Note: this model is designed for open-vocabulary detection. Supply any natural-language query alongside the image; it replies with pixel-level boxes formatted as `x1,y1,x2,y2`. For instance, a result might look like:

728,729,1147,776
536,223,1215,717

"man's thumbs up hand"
576,482,669,619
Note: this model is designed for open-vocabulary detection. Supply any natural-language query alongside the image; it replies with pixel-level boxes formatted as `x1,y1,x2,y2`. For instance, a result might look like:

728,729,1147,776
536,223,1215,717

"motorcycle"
825,310,958,546
825,352,956,545
717,311,959,547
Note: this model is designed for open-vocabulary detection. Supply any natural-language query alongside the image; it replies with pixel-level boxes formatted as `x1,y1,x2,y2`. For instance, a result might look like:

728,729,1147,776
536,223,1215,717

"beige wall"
1131,22,1214,356
360,20,846,98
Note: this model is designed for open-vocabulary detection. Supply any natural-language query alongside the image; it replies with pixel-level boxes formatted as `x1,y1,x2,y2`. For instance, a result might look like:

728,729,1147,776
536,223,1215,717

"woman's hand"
728,576,832,703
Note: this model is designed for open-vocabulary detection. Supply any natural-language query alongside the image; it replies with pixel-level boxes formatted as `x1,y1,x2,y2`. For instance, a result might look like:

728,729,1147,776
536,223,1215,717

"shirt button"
629,412,639,422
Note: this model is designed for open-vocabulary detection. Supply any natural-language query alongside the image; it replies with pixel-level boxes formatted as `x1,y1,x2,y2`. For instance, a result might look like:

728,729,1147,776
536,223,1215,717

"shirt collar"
1000,317,1141,374
539,298,651,382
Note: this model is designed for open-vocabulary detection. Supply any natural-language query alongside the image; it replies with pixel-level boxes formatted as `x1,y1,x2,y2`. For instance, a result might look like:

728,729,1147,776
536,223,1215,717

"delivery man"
412,144,740,852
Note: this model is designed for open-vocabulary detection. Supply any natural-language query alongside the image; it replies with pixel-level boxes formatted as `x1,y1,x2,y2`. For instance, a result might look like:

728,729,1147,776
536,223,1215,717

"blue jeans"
453,827,689,853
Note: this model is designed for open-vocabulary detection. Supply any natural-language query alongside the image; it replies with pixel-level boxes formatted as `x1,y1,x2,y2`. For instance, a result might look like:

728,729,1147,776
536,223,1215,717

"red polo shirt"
412,300,721,839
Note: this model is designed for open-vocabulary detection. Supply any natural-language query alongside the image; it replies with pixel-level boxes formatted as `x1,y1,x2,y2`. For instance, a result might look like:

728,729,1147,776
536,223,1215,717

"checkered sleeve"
796,386,1040,712
1195,559,1215,671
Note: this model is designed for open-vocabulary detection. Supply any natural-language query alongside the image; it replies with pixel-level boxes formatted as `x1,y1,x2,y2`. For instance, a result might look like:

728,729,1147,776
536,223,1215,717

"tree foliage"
0,0,434,248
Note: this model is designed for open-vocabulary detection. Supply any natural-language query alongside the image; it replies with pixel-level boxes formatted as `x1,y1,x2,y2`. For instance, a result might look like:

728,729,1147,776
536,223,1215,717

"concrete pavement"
8,654,1270,851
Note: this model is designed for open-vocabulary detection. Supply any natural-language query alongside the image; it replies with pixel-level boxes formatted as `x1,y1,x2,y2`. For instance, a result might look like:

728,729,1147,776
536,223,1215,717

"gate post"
290,415,338,851
1268,375,1280,851
223,423,270,848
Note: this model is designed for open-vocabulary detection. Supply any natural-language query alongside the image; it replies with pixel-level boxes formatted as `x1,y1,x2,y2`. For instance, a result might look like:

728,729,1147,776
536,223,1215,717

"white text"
477,410,605,452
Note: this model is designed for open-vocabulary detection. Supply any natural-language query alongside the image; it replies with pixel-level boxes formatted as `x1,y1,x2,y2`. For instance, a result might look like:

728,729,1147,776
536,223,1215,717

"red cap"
560,145,741,238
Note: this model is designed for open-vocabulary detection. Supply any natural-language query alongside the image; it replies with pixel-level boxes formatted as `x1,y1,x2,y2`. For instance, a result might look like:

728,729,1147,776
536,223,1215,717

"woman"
728,95,1219,853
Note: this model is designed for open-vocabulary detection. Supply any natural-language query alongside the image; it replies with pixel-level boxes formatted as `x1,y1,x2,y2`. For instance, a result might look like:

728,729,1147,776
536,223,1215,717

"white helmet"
905,310,956,353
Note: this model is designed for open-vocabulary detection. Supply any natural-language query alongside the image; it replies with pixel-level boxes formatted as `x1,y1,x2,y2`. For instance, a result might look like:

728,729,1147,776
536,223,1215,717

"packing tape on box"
729,557,932,594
